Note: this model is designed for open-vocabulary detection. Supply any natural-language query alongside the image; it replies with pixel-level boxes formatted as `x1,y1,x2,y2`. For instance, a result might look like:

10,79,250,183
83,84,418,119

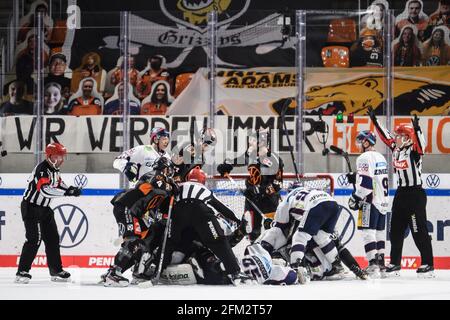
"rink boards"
0,173,449,269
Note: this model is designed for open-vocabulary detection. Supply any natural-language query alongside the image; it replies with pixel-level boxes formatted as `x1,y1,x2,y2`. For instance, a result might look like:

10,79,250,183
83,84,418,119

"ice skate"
50,270,71,282
15,271,32,284
416,265,435,279
323,260,345,281
385,264,401,277
365,259,381,279
103,268,129,287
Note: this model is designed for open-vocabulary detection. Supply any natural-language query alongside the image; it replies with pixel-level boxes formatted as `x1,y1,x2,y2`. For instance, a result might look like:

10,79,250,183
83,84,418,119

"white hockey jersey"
241,244,297,285
355,151,389,214
113,145,171,181
275,188,335,224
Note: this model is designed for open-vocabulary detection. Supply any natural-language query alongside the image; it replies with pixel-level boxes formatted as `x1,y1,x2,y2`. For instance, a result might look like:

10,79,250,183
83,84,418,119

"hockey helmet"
287,181,304,192
356,130,376,146
45,142,67,168
45,142,67,158
394,124,415,149
186,166,206,185
152,156,174,176
241,243,272,284
150,127,170,143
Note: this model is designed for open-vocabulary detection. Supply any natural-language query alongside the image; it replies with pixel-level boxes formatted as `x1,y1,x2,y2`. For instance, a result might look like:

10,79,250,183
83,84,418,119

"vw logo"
337,174,350,187
426,174,440,188
54,204,88,248
74,174,88,188
335,205,356,247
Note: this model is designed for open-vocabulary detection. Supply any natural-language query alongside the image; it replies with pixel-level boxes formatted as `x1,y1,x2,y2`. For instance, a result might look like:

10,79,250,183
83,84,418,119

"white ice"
1,268,450,300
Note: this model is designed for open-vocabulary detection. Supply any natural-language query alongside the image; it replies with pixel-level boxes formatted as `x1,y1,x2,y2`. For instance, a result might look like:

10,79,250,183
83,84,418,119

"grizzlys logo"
272,76,450,116
94,0,292,69
393,160,408,169
160,0,249,29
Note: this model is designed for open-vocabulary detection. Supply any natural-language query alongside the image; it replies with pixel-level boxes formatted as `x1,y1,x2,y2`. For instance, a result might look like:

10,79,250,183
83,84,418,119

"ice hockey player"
217,129,283,243
172,127,216,182
103,157,176,286
15,142,80,284
113,127,171,183
347,130,389,278
260,186,345,284
302,232,368,281
241,243,298,285
164,167,250,285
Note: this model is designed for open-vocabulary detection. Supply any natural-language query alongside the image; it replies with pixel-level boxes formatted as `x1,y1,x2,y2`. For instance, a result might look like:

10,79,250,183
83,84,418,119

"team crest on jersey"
248,165,261,185
358,163,369,172
146,195,165,210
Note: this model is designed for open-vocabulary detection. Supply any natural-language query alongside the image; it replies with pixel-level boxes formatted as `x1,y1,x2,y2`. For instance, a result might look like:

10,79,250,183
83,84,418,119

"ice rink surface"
1,268,450,300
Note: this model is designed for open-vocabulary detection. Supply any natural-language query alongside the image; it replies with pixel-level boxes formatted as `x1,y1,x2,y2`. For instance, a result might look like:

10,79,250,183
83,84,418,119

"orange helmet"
394,125,416,148
45,142,67,158
186,166,206,185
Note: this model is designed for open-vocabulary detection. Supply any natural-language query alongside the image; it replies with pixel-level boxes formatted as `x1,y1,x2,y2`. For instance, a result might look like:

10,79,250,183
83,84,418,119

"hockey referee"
368,107,434,277
15,142,82,284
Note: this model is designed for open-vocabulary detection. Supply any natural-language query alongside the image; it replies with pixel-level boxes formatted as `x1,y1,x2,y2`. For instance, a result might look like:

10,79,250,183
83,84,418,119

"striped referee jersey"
23,160,68,206
372,118,425,187
176,182,240,223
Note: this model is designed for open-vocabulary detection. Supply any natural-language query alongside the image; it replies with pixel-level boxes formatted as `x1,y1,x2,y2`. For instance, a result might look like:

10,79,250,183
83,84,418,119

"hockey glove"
367,106,377,122
263,218,273,230
123,162,139,182
65,186,82,197
348,193,362,210
217,163,233,177
346,172,356,185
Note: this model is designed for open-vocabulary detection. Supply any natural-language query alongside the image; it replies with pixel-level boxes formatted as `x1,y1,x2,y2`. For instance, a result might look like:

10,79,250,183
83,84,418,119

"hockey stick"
152,195,175,285
329,145,353,172
280,99,300,182
330,145,355,191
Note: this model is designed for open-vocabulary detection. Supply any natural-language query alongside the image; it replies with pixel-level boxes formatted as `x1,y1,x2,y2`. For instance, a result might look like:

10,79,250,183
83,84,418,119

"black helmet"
152,157,174,176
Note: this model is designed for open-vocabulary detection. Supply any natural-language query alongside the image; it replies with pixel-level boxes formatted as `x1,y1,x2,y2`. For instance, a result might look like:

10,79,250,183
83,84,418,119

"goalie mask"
241,243,272,284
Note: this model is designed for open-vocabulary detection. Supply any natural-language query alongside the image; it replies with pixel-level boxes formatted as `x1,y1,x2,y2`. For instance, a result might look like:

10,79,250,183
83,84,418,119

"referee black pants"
18,201,63,274
166,201,240,275
390,187,434,267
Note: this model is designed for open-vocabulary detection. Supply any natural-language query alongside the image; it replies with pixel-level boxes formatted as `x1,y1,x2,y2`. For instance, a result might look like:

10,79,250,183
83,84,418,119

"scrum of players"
100,126,391,287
